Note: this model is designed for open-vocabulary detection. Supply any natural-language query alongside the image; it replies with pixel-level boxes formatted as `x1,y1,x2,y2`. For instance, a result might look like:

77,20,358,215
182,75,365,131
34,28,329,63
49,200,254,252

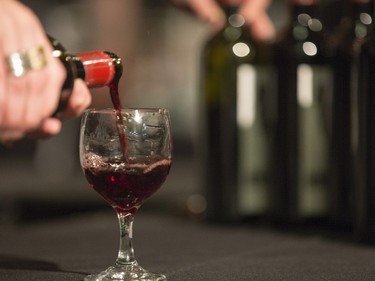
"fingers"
250,13,276,42
172,0,226,30
239,0,276,42
0,0,67,142
27,78,91,139
174,0,275,42
28,117,62,139
58,79,92,120
0,0,91,144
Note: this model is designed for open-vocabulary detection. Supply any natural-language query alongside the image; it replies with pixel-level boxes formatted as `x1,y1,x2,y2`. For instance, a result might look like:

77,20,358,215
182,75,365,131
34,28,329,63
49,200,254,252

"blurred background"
0,0,341,222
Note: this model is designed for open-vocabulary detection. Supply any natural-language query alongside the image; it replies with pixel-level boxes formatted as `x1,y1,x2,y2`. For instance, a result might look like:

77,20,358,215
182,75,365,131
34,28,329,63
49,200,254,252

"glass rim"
83,108,170,114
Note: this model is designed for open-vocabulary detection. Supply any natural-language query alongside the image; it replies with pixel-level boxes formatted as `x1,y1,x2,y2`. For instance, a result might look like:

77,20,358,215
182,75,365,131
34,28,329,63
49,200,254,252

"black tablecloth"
0,211,375,281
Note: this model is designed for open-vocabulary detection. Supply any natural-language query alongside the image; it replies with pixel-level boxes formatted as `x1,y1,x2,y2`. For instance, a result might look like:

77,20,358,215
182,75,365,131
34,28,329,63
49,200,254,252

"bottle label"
76,51,115,87
236,63,276,215
237,64,256,128
296,63,332,217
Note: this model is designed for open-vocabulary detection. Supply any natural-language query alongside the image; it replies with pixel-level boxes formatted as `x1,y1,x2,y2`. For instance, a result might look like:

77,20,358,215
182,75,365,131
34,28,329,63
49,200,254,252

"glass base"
83,261,167,281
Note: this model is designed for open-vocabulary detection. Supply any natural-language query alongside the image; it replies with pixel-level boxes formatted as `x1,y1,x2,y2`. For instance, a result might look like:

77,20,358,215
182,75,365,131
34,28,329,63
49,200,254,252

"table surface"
0,210,375,281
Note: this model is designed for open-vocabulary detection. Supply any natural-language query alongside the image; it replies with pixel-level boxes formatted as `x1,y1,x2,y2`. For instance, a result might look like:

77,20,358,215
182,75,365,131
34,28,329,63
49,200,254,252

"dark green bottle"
274,0,333,224
202,0,276,221
354,0,375,244
330,0,373,231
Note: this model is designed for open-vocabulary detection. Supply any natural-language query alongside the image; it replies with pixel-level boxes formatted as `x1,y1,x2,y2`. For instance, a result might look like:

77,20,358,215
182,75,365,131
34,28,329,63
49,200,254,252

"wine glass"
79,108,172,281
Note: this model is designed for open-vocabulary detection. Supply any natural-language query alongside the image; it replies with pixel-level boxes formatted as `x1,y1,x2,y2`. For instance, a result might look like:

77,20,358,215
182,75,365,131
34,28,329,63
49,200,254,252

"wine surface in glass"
82,154,171,214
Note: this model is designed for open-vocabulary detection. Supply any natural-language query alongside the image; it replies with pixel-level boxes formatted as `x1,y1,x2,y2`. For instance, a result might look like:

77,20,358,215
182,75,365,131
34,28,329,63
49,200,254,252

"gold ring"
7,46,48,77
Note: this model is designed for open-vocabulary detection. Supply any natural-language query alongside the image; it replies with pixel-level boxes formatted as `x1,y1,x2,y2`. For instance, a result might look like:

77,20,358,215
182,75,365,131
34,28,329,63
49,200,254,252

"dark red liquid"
85,72,171,214
109,81,128,158
109,80,122,112
83,155,171,214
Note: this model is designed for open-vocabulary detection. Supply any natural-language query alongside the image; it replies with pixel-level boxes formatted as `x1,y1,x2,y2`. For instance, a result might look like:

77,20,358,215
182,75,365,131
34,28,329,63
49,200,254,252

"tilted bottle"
353,0,375,243
201,0,277,221
329,0,373,230
49,36,123,113
274,0,332,224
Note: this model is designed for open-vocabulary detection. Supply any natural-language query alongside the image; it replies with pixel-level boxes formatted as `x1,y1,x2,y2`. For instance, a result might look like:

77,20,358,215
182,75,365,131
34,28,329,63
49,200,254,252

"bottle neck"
50,36,123,89
75,51,122,87
290,1,319,19
349,0,373,39
289,0,320,33
218,0,241,18
49,35,123,115
286,0,325,52
220,6,247,41
349,0,372,17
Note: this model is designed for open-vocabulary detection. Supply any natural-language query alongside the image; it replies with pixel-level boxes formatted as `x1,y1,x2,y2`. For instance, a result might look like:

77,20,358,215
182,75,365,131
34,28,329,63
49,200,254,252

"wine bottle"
353,0,375,243
202,0,276,221
274,0,332,224
330,0,373,230
49,36,123,113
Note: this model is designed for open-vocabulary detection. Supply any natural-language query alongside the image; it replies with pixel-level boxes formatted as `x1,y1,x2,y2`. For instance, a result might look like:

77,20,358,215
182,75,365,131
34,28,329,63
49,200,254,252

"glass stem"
116,212,136,266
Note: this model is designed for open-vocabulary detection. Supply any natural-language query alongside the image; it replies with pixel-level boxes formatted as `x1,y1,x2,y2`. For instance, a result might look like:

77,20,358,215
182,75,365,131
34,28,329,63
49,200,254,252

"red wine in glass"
80,108,172,281
80,47,172,280
83,155,172,215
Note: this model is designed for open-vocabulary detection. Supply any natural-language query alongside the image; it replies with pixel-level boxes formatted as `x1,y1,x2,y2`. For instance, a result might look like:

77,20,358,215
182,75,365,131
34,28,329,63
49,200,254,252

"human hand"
171,0,275,42
0,0,91,143
239,0,275,42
